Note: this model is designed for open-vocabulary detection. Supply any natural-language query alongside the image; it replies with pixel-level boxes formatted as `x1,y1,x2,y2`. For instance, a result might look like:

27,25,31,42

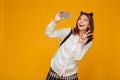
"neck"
79,30,86,37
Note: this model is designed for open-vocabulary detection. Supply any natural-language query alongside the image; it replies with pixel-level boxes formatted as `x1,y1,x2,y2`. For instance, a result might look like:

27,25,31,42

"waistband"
48,67,78,79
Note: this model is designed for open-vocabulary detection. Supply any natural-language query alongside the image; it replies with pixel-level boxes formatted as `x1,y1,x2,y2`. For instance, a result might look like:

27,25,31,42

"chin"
78,27,86,31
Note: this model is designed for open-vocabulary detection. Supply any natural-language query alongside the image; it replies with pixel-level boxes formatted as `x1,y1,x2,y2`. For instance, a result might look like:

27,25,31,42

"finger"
56,11,64,19
59,10,64,15
86,33,92,37
85,30,91,35
57,10,64,16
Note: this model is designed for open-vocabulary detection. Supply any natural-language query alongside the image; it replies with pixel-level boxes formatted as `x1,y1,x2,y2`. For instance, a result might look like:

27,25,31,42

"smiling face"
73,12,94,40
78,14,90,31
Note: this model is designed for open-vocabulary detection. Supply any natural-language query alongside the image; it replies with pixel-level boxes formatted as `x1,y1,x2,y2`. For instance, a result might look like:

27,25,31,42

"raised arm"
45,11,71,39
71,30,93,61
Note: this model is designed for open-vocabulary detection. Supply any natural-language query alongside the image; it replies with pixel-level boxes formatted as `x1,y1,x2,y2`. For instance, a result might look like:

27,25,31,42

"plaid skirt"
46,68,78,80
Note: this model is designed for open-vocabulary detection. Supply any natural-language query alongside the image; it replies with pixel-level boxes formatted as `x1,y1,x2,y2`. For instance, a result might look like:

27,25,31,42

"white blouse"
45,21,92,77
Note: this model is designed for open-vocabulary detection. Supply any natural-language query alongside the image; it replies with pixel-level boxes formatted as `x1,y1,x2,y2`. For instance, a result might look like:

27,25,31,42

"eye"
84,19,89,22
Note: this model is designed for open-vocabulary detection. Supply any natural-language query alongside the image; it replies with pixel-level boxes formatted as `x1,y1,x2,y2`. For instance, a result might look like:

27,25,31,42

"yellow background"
0,0,120,80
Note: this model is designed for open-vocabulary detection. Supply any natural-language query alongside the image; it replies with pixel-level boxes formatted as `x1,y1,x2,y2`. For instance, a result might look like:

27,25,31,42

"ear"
80,11,84,14
89,13,93,17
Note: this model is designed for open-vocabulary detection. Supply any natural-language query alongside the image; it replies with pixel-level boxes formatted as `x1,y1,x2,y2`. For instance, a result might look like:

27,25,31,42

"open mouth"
79,24,84,27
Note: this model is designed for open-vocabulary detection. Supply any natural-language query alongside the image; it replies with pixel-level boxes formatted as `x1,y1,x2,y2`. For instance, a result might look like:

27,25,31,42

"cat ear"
89,13,93,17
80,11,84,14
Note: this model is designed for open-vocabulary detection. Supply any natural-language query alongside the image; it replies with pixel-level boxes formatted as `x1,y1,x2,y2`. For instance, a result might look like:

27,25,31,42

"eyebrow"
79,17,89,20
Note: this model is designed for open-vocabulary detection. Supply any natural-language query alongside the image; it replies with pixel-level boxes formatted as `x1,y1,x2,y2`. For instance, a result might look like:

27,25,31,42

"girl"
45,11,94,80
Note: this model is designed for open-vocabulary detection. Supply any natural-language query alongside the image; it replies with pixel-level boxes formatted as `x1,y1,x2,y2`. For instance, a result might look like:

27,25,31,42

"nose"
79,20,84,23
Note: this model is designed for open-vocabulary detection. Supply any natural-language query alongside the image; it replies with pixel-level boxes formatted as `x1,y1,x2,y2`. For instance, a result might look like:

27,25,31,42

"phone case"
60,12,70,18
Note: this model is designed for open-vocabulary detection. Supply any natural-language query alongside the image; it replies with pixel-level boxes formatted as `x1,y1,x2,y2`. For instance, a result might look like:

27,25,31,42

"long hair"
73,11,94,41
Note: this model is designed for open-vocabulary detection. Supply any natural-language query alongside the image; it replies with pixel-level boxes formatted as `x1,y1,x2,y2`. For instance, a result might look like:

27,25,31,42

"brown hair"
73,11,94,41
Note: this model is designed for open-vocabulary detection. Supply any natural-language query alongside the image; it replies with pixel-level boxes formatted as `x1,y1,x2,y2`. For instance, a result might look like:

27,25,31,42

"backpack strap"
60,29,72,46
85,38,91,45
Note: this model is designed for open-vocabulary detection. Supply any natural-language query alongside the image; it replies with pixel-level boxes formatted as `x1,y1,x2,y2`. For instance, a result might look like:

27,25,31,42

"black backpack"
60,29,91,46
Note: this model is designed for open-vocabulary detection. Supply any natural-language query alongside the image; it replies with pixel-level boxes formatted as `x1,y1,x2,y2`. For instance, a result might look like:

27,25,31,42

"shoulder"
59,27,72,41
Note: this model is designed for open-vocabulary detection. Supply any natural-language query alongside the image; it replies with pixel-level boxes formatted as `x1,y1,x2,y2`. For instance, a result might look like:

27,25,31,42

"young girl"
45,11,94,80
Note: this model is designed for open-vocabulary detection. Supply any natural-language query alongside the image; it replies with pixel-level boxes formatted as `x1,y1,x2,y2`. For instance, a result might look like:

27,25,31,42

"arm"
45,11,71,39
45,21,71,39
71,41,92,61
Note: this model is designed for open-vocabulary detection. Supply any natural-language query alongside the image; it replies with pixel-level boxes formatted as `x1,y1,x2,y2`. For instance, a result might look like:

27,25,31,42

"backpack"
60,29,91,46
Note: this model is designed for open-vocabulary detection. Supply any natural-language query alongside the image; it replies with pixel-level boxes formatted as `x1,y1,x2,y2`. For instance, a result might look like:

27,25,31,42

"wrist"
53,18,59,23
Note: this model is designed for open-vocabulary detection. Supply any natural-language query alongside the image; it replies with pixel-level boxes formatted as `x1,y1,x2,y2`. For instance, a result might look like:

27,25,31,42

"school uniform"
45,21,92,80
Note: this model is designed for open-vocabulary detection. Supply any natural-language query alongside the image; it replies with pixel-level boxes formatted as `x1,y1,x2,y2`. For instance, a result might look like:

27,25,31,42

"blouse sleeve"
45,21,71,40
71,41,92,61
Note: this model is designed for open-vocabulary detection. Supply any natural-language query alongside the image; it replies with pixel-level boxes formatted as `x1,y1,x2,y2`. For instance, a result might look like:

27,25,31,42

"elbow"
45,29,49,36
74,57,83,61
45,32,52,38
45,30,56,38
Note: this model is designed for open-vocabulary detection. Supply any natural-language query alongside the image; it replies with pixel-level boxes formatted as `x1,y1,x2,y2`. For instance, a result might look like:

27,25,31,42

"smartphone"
60,12,71,18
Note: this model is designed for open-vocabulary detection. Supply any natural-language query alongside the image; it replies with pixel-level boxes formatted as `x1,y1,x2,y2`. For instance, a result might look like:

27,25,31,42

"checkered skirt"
46,68,78,80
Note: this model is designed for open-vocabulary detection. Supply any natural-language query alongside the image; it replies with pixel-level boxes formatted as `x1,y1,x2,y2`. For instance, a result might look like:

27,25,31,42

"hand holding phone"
53,11,70,23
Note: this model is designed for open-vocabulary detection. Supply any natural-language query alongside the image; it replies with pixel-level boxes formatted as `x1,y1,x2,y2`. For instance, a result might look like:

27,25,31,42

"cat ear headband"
80,11,93,17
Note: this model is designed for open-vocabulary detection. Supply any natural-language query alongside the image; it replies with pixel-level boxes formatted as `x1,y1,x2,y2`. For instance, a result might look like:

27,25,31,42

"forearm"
71,41,92,61
45,20,57,38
